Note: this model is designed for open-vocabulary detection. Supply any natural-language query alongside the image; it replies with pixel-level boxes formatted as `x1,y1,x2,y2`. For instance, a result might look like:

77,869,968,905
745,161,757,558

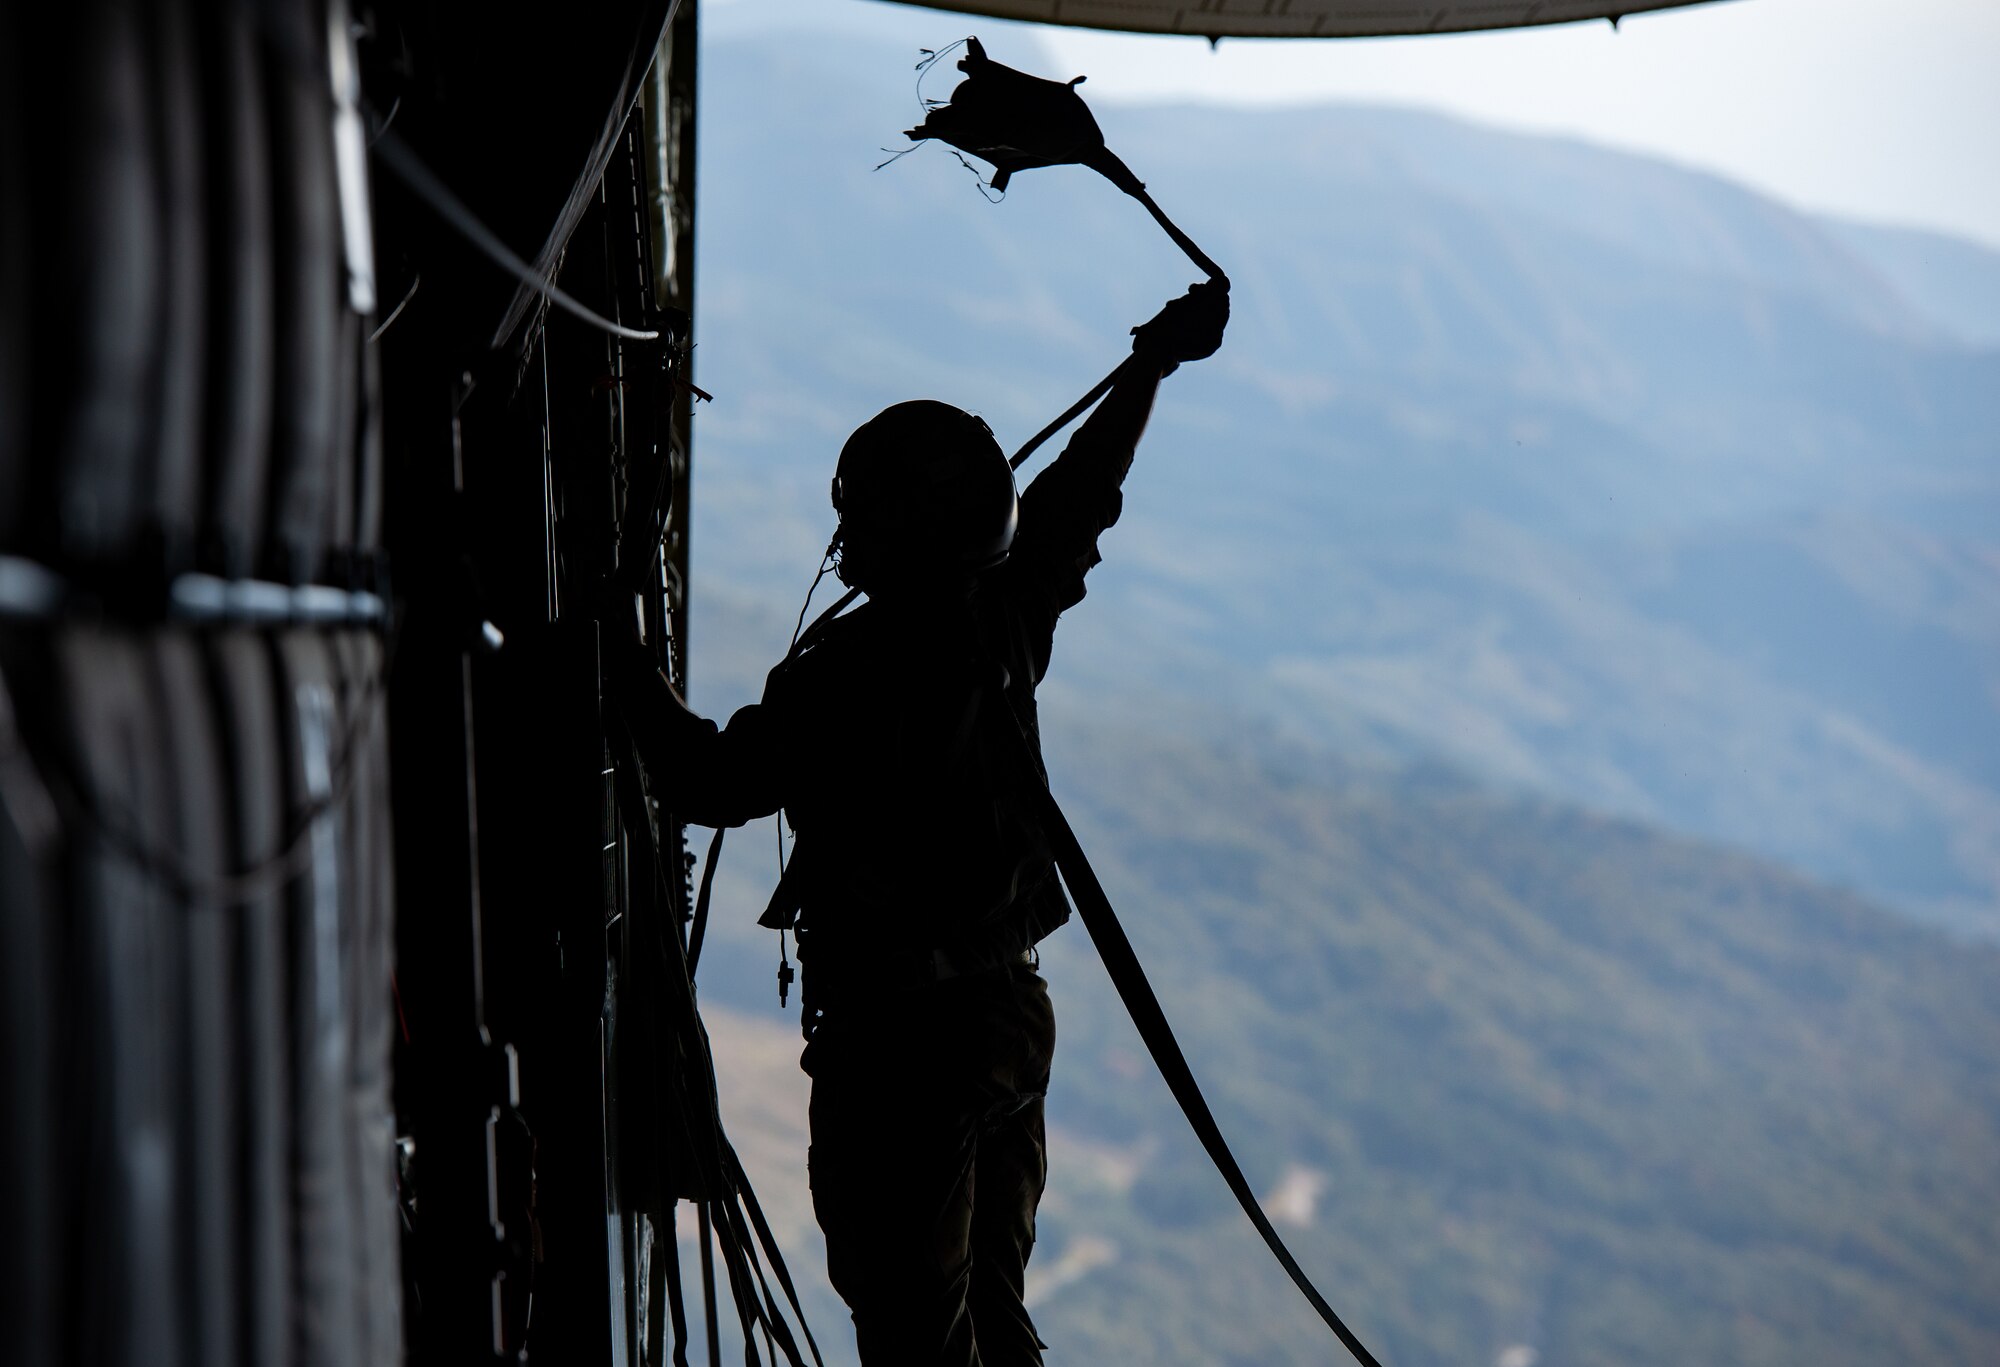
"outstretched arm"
1011,281,1230,599
612,650,784,829
1060,355,1167,492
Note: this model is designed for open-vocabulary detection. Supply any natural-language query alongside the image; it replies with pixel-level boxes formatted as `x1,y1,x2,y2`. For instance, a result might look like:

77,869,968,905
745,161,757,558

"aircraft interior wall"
0,1,725,1363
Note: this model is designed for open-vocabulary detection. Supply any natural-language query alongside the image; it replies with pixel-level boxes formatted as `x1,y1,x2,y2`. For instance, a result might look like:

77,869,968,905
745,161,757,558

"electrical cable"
788,549,837,655
768,550,844,996
366,270,419,344
779,586,862,670
370,129,661,343
0,621,400,909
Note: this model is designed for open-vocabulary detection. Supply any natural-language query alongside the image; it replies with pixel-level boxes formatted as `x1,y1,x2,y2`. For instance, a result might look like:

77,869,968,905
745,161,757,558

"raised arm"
1011,281,1230,594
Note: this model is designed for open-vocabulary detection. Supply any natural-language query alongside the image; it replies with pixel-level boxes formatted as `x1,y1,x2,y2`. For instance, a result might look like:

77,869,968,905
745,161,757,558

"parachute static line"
896,37,1227,286
1007,723,1385,1366
1010,358,1132,471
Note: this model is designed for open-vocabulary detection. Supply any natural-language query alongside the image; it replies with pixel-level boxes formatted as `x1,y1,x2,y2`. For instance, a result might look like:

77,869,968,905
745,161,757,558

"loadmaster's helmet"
831,400,1018,591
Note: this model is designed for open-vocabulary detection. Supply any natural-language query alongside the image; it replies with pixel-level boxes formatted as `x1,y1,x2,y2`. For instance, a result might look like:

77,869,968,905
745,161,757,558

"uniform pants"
803,962,1056,1366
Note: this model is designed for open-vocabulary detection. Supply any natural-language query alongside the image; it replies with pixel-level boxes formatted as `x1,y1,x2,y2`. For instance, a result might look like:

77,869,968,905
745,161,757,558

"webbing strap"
689,825,725,975
659,1202,691,1367
707,1194,768,1367
698,1202,722,1367
1021,772,1386,1367
715,1190,803,1367
727,1144,828,1367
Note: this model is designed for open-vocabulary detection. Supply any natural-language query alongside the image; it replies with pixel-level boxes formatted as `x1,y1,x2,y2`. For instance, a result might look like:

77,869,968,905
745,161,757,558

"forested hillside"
689,673,2000,1363
685,590,2000,1367
677,17,2000,1366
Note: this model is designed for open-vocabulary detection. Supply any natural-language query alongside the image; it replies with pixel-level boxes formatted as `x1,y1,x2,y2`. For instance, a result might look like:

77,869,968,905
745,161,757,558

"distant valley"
687,598,2000,1365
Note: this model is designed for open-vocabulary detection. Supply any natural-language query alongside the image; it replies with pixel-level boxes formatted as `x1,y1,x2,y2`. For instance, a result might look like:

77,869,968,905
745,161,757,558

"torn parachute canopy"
867,0,1728,40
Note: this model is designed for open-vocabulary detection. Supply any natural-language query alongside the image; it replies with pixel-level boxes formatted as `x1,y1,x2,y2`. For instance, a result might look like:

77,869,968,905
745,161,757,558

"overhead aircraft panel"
873,0,1726,39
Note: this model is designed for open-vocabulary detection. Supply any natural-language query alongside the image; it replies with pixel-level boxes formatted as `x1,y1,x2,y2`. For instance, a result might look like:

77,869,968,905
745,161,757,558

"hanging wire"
627,814,819,1363
870,144,920,173
948,148,1006,203
0,619,401,909
246,4,662,340
366,270,420,343
766,545,842,1005
616,724,822,1364
367,92,402,146
371,129,662,343
779,546,839,866
870,39,966,172
788,546,837,655
913,37,972,106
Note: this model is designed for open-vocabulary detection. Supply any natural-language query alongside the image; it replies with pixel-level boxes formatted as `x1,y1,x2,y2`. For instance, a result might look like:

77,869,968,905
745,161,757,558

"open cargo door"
874,0,1727,38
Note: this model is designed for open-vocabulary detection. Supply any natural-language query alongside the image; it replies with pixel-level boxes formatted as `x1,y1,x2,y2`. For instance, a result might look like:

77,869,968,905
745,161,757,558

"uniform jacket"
643,407,1141,973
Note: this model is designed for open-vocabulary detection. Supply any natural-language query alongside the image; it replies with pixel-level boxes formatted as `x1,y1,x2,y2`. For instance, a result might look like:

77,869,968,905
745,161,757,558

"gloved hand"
1130,278,1230,373
608,636,684,709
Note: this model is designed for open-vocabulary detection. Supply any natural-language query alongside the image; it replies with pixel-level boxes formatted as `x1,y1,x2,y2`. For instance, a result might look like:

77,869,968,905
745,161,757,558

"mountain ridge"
683,595,2000,1364
691,29,2000,931
675,26,2000,1365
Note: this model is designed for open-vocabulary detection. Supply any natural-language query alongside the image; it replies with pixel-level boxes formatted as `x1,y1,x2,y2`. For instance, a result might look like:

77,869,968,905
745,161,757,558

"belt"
930,944,1037,983
804,943,1036,1001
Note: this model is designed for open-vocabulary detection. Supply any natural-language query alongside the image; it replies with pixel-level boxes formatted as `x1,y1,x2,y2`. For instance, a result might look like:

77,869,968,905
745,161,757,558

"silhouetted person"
619,280,1228,1364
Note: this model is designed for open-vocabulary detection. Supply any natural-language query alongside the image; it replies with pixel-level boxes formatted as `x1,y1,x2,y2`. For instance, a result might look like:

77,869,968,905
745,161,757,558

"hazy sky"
712,0,2000,251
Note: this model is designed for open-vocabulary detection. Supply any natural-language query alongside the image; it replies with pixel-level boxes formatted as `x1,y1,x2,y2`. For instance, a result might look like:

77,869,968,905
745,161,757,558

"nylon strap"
689,825,724,976
727,1144,827,1367
707,1194,767,1367
1006,721,1385,1366
656,1203,689,1367
715,1190,803,1367
698,1202,722,1367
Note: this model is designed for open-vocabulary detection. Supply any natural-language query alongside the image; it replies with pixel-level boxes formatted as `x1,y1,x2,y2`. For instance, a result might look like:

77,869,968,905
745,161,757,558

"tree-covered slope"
1827,217,2000,348
1022,710,2000,1365
681,20,2000,1365
696,692,2000,1366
